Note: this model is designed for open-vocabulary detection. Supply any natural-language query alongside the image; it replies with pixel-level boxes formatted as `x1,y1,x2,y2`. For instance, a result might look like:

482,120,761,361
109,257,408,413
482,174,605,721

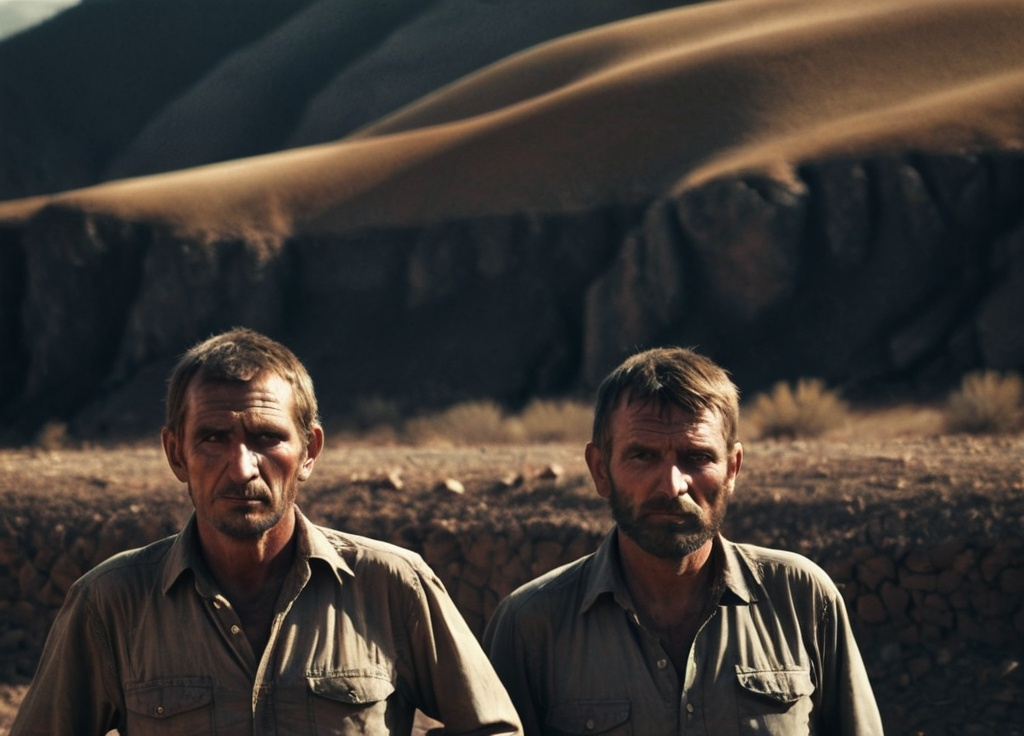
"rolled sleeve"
406,563,522,735
11,579,122,736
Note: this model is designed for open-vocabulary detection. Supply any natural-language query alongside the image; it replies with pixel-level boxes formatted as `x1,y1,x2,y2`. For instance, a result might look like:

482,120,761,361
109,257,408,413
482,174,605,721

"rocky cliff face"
2,151,1022,442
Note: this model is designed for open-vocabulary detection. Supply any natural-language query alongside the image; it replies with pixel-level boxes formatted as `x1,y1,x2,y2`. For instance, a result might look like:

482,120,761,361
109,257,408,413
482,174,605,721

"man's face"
162,371,323,541
586,398,742,561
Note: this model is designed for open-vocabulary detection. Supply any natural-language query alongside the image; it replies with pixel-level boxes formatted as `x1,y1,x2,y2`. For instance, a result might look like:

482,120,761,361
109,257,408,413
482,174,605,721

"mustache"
639,495,702,516
216,484,271,502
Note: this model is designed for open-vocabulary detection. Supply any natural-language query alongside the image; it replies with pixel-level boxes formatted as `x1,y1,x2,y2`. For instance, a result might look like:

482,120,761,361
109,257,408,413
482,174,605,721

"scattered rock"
537,464,564,481
436,478,465,495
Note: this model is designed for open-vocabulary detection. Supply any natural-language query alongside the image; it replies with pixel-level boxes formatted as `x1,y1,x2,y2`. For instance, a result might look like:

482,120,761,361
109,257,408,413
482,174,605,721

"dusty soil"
1,405,1022,734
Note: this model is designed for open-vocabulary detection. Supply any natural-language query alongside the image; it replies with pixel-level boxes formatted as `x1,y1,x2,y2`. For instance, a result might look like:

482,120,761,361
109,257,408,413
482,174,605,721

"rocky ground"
1,405,1022,734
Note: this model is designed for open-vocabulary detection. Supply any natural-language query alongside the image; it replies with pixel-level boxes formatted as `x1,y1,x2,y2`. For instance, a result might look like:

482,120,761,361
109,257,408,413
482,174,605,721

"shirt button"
686,703,695,714
155,706,165,716
231,624,241,635
657,658,668,669
585,719,595,730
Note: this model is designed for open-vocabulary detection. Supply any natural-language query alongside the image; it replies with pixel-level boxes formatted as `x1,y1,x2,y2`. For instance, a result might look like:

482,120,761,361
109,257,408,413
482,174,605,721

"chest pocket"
735,665,814,734
124,678,215,733
306,672,399,735
546,700,631,735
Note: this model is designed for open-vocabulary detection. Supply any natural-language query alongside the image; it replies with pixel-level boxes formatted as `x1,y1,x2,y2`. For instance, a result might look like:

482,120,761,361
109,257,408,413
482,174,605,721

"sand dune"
2,0,1022,241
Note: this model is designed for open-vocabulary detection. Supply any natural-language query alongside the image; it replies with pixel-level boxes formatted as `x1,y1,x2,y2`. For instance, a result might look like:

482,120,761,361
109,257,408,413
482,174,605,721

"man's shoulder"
495,553,595,617
727,540,841,596
313,525,433,578
69,535,177,596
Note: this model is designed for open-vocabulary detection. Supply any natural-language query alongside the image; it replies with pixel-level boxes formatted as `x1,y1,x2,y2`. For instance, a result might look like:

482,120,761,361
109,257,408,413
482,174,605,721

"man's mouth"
218,488,270,504
642,494,702,518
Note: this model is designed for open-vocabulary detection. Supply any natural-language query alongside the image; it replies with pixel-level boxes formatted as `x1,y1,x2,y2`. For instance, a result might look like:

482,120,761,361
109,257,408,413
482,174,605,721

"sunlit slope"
2,0,1022,241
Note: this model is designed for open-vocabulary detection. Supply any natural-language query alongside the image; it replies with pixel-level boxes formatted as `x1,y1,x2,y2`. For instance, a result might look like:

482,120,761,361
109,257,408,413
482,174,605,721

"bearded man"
483,347,882,736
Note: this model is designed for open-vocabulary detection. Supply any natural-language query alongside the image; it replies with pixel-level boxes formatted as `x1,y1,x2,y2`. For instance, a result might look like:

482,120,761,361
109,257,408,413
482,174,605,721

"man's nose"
656,463,690,497
227,442,260,482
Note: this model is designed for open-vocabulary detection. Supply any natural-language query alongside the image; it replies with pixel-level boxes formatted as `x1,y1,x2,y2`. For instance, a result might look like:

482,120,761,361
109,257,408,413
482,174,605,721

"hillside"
1,0,1023,443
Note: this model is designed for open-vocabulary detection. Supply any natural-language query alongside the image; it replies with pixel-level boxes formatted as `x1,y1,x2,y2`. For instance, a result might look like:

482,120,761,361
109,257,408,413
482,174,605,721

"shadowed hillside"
1,0,1023,441
0,0,696,200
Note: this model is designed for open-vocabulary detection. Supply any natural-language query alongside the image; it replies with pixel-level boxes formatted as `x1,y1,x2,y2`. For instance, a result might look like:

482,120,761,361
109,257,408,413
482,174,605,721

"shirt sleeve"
483,596,547,736
816,583,885,736
10,580,122,736
404,564,523,736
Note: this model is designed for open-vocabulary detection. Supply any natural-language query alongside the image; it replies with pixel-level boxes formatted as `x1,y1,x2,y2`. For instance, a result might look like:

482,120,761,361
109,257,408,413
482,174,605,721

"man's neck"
616,532,719,671
198,511,298,603
617,532,715,602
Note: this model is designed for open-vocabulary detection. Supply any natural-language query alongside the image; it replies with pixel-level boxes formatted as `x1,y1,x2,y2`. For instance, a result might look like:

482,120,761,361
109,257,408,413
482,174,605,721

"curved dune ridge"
2,0,1022,242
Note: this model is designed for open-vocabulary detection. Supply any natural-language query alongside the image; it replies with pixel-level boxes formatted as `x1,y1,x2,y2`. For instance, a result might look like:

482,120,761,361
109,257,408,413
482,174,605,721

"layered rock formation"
1,0,1023,441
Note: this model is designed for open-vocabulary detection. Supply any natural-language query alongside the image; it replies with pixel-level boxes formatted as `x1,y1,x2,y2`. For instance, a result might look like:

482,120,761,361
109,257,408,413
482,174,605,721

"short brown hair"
164,328,320,443
591,347,740,452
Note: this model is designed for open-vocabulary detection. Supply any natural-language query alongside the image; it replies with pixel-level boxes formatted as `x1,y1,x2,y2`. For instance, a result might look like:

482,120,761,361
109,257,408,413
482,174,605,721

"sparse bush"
34,420,69,451
748,378,849,439
396,397,595,445
402,400,514,445
946,370,1024,435
349,395,403,431
515,399,594,443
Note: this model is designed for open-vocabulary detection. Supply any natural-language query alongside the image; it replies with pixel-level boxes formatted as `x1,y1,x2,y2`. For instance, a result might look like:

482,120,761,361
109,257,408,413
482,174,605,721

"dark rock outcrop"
3,0,1024,441
1,153,1023,442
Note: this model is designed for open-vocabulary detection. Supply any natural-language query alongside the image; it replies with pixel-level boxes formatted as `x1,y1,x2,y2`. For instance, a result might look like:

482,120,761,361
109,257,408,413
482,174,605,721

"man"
484,347,882,735
13,328,521,736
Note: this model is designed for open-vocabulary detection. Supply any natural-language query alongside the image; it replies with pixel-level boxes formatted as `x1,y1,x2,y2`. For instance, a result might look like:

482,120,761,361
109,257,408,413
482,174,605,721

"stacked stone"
418,519,605,635
1,481,1021,733
0,499,186,681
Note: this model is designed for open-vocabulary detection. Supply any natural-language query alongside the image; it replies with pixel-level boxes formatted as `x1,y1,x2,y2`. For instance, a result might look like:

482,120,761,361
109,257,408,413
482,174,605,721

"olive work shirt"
12,509,522,736
483,531,883,736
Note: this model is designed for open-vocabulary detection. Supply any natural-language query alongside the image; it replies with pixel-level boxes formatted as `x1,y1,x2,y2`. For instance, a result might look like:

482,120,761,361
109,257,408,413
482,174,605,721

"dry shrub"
34,420,69,451
402,400,514,445
350,395,403,431
398,398,594,445
946,370,1024,435
515,399,593,443
748,378,849,439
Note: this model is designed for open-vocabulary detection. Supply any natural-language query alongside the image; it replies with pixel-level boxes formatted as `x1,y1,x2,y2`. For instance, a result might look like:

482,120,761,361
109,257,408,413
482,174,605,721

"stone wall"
1,476,1022,735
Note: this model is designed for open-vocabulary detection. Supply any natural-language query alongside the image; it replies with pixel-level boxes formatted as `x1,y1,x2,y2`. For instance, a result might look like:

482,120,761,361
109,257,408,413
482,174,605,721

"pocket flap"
735,666,813,704
547,700,630,734
125,679,213,718
308,672,396,705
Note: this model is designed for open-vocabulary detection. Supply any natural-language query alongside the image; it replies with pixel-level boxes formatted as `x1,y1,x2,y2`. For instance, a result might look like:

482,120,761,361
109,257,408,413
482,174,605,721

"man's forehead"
185,373,295,420
613,396,723,437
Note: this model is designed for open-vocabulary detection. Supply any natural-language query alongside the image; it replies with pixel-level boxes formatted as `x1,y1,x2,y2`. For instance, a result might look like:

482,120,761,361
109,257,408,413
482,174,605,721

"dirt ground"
1,404,1022,733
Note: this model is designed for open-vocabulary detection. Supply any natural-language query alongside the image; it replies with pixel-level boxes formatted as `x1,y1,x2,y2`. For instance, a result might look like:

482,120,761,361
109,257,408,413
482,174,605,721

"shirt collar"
579,530,758,616
161,507,355,596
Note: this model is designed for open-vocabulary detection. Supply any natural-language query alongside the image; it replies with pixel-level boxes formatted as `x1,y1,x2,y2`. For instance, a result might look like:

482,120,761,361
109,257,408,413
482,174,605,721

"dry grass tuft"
402,400,515,445
395,398,593,446
512,399,593,444
945,370,1024,435
747,378,849,439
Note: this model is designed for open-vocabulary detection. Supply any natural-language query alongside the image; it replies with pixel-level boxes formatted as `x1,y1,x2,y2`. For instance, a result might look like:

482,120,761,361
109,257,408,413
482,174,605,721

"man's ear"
585,442,612,499
162,427,189,483
297,426,325,482
725,441,743,496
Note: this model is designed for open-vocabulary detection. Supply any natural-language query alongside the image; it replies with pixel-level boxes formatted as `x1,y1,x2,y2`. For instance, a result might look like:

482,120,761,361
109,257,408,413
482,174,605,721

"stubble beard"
192,482,296,541
607,472,729,561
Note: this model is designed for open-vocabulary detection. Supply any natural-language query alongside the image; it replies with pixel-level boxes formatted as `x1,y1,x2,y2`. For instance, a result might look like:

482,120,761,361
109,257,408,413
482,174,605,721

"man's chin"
212,510,284,540
621,525,716,561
